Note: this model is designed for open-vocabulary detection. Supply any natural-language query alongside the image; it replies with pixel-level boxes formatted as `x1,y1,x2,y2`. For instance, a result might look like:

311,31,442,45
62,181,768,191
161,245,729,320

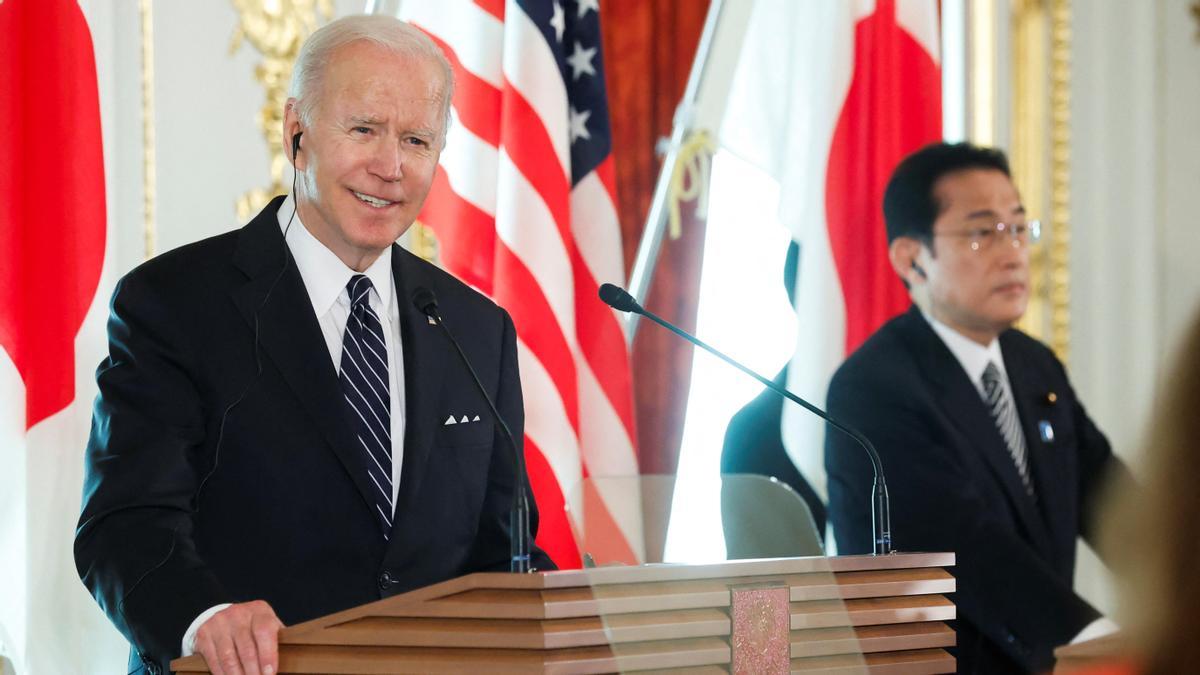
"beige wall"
1071,0,1200,615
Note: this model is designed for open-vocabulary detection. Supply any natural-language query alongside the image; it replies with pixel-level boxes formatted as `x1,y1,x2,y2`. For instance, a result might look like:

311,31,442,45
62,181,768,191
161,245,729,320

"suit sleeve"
825,366,1098,672
74,274,233,667
1051,357,1132,554
464,308,557,572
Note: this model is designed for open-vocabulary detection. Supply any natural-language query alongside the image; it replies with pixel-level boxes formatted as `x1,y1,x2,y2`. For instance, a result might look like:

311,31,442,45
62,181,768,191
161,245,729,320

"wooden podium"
172,553,955,674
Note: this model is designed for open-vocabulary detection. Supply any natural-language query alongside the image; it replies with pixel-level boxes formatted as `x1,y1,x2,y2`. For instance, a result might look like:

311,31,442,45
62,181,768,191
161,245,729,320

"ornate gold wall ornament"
229,0,333,223
407,222,440,263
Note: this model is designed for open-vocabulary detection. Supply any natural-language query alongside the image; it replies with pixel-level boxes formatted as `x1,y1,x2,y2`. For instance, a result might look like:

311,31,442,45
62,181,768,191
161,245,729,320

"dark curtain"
600,0,711,476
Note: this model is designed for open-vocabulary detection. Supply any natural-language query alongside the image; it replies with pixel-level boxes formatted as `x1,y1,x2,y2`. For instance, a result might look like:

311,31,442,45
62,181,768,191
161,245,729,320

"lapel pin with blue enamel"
1038,391,1058,443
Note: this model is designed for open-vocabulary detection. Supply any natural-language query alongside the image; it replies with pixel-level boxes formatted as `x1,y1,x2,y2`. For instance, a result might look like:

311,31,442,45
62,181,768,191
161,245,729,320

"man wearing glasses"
824,142,1129,673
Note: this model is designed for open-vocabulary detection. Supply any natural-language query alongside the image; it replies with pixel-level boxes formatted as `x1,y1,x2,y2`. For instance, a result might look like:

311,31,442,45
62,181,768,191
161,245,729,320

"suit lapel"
898,310,1054,555
229,197,378,517
389,247,448,524
1000,334,1069,557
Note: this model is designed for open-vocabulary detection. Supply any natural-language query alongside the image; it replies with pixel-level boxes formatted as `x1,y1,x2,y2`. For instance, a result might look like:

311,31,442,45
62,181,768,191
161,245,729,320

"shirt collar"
921,310,1007,389
277,194,394,317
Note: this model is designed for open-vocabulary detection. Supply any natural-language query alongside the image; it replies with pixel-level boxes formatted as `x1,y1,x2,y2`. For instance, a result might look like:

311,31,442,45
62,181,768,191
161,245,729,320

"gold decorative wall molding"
140,0,156,260
407,223,440,263
229,0,333,223
1007,0,1072,361
1046,0,1072,361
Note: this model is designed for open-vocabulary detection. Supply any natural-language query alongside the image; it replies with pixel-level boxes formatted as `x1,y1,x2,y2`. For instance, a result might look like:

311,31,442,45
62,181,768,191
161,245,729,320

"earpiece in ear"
291,132,302,158
911,261,928,280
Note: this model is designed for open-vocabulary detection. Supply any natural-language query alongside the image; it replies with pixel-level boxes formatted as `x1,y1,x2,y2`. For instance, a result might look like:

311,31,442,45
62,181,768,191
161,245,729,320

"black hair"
882,141,1011,244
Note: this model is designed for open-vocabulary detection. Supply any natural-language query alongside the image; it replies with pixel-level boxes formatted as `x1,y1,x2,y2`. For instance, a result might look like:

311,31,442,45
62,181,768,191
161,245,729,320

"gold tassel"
666,130,716,240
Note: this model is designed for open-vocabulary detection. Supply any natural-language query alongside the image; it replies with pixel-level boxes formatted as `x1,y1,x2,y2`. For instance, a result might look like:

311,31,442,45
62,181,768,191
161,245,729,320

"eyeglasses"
934,219,1042,252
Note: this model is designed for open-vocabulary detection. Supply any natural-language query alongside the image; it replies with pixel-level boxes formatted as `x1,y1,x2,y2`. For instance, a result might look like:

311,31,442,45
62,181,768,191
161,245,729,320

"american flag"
395,0,639,568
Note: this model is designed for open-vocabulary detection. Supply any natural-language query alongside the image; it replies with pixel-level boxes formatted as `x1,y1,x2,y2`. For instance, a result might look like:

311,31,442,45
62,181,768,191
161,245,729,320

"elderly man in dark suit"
825,142,1128,674
74,15,552,675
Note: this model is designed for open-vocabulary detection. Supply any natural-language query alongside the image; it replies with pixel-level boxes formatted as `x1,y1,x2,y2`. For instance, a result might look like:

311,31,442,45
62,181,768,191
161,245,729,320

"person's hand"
193,600,284,675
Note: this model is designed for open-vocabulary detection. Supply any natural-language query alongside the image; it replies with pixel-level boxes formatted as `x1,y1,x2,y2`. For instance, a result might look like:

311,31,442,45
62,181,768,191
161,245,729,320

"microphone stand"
415,290,532,572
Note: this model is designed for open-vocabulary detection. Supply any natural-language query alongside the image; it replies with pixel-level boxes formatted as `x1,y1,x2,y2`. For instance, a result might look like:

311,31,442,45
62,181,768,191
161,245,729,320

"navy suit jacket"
825,307,1127,674
74,197,552,674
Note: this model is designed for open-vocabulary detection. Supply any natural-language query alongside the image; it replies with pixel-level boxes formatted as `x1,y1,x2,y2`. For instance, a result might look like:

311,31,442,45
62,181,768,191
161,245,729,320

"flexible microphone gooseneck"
599,283,893,555
412,287,533,573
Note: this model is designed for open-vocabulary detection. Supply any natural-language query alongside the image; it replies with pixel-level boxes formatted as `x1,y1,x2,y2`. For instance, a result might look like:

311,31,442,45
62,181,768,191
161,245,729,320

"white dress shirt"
182,196,407,656
922,310,1014,404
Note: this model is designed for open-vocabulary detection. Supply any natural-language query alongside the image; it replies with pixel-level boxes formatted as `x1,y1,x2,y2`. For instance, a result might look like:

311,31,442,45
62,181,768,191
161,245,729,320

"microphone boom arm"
600,283,892,555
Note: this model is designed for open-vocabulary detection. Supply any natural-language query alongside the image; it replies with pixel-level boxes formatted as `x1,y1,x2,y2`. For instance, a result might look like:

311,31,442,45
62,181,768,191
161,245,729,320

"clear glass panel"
563,475,873,673
566,474,823,566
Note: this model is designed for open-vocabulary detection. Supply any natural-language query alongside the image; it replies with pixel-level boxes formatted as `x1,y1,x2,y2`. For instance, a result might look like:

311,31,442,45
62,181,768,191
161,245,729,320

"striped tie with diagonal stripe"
339,274,393,538
982,361,1034,496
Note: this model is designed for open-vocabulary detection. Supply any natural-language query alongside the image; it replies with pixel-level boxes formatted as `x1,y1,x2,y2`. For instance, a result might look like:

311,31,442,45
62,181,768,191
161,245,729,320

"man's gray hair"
289,14,455,139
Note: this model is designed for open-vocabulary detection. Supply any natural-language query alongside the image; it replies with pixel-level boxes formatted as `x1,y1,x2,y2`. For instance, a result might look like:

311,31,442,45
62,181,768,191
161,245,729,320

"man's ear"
283,98,304,170
889,237,926,289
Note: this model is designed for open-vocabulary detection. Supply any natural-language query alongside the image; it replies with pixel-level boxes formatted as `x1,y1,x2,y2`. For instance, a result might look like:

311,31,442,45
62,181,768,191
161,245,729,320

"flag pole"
623,0,752,344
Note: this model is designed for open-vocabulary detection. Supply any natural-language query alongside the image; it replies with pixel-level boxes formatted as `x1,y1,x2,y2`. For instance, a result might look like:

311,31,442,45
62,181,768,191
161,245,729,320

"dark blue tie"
339,275,393,538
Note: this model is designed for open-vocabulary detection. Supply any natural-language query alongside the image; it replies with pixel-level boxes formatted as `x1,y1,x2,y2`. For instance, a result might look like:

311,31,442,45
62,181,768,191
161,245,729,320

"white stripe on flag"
501,8,571,176
575,358,637,475
495,149,578,342
442,109,500,216
517,339,583,491
400,0,504,87
569,171,625,288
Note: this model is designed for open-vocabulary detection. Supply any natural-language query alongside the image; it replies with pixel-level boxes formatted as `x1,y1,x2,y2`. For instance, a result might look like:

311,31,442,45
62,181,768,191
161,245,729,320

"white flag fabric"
719,0,942,506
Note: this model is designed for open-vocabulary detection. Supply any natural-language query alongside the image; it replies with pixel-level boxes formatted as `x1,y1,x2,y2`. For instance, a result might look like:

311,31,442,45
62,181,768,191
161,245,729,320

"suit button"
1005,632,1028,653
379,571,393,590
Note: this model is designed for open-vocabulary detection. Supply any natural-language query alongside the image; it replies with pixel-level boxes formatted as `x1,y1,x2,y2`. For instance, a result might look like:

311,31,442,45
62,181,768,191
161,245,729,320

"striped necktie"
982,361,1033,496
339,275,393,537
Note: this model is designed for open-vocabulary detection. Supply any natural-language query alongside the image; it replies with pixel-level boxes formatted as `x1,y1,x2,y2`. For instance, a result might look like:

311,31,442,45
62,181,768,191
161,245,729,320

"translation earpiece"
911,261,928,280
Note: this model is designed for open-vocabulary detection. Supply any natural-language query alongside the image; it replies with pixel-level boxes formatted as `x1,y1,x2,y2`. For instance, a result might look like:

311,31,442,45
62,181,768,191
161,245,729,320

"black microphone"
412,287,533,572
598,283,893,555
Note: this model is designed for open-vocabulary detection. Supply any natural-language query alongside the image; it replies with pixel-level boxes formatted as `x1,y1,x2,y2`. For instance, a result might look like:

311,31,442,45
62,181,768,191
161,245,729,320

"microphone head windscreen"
412,287,438,316
598,283,640,313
